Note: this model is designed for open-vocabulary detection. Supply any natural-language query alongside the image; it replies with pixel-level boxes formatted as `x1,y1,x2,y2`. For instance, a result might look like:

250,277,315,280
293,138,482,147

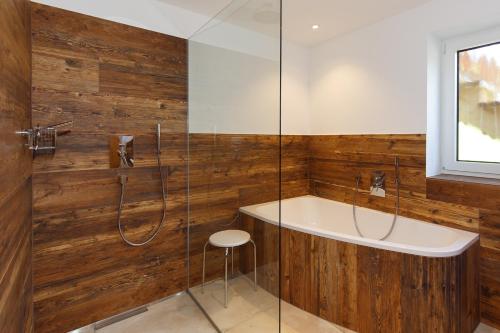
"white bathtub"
240,195,478,258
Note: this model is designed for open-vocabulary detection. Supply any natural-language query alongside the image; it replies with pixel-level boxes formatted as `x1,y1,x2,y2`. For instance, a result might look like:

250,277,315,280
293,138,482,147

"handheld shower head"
156,123,161,154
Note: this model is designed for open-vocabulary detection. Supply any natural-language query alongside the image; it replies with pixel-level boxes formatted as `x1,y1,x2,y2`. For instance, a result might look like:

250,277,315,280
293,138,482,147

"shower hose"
117,134,167,247
353,156,400,241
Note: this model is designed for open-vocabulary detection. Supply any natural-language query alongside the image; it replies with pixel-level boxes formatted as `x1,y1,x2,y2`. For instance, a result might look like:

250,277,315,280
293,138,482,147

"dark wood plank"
480,247,500,329
357,246,402,333
0,0,32,331
318,237,357,330
427,175,500,211
0,182,33,333
243,215,480,333
188,134,307,288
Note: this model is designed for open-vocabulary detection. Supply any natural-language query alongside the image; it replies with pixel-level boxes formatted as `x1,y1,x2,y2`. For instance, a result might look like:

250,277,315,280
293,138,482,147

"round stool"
202,230,257,308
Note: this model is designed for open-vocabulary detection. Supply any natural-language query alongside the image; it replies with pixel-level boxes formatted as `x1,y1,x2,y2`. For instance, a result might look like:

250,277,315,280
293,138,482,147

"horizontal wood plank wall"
427,176,500,328
308,134,498,328
31,4,188,332
241,215,480,333
188,134,308,287
0,0,33,331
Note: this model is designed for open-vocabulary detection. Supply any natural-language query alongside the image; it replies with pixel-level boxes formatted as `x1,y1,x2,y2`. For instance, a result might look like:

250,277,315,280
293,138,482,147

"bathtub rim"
239,195,479,258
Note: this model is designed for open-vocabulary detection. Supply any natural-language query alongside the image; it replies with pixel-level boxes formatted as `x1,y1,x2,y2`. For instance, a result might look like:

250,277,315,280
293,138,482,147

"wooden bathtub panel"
239,214,280,297
357,246,402,332
240,214,480,333
318,238,357,330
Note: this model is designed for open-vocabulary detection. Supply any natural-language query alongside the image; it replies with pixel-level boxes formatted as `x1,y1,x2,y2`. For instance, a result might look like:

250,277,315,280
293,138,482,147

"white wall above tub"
309,0,500,135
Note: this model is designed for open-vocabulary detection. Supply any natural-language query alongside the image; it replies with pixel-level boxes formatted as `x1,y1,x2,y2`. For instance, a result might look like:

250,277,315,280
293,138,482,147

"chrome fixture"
353,156,400,241
110,135,134,168
370,170,386,197
119,136,134,168
16,121,73,154
115,123,167,247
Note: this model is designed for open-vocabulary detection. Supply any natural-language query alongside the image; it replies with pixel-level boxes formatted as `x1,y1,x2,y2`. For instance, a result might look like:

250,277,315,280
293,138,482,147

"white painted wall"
282,42,310,135
188,40,280,135
187,2,309,135
309,0,500,135
188,37,310,135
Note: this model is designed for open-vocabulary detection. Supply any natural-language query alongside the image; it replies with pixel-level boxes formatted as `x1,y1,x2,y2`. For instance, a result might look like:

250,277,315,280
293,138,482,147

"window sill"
429,174,500,186
427,174,500,210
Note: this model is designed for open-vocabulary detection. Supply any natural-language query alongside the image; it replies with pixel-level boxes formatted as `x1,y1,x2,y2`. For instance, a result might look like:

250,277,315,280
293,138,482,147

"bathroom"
1,0,500,332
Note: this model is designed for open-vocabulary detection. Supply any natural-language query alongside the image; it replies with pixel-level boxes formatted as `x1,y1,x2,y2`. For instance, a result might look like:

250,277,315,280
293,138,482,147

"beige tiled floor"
190,275,355,333
93,293,217,333
477,323,500,333
70,276,500,333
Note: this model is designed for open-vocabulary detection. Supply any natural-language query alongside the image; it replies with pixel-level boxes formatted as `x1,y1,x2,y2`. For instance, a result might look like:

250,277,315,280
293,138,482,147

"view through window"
458,42,500,163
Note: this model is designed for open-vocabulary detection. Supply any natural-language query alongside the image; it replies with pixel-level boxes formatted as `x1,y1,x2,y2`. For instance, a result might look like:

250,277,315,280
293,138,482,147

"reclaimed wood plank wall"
188,134,308,287
0,0,33,332
308,134,499,329
31,4,188,332
241,215,480,333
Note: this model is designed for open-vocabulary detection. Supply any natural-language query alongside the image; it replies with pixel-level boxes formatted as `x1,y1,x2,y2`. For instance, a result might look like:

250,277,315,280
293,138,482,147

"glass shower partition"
187,0,281,332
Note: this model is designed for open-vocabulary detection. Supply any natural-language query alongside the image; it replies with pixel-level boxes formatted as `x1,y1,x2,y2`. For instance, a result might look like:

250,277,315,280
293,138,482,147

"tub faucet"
370,171,386,197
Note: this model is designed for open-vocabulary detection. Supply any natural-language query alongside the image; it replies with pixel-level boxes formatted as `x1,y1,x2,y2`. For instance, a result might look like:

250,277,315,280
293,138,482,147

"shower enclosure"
187,0,282,331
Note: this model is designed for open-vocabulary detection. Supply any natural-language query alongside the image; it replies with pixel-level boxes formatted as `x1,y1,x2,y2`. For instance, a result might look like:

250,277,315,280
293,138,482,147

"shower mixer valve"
110,135,134,168
370,171,386,197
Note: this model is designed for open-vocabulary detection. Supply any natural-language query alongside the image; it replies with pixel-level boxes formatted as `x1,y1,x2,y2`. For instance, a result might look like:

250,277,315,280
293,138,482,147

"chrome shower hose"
353,157,400,241
117,138,167,247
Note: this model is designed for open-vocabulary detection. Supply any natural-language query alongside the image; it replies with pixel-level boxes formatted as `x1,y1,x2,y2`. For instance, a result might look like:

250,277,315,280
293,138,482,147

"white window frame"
441,26,500,178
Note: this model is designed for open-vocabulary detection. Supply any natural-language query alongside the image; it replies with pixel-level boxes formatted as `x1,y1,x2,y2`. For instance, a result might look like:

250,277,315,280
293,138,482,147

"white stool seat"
209,230,251,248
202,229,257,308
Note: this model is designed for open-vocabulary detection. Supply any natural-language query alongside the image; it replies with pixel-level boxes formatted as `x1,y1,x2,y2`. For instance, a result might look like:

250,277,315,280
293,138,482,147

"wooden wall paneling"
244,215,480,332
0,0,32,203
288,229,319,314
318,238,357,330
239,214,280,296
308,134,498,328
480,247,500,328
188,134,307,288
0,0,32,331
31,3,188,332
357,246,402,333
0,183,33,333
427,175,500,211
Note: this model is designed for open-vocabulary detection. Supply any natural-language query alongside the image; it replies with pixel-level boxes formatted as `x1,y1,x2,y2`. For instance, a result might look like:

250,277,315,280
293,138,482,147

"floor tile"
96,293,216,333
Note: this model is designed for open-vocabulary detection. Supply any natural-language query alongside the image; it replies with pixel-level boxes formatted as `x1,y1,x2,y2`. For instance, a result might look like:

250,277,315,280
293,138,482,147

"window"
442,27,500,178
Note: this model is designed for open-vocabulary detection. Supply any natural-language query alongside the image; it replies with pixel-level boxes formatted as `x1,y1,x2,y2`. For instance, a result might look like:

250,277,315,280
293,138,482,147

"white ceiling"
159,0,434,46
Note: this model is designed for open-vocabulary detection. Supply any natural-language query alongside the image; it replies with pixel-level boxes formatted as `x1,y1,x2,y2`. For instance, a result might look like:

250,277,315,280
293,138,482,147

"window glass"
458,43,500,163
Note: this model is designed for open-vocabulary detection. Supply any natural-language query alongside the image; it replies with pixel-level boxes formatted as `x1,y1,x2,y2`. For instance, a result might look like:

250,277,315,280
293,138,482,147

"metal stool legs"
250,239,257,290
231,247,234,277
202,241,209,294
201,238,257,308
224,248,229,308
